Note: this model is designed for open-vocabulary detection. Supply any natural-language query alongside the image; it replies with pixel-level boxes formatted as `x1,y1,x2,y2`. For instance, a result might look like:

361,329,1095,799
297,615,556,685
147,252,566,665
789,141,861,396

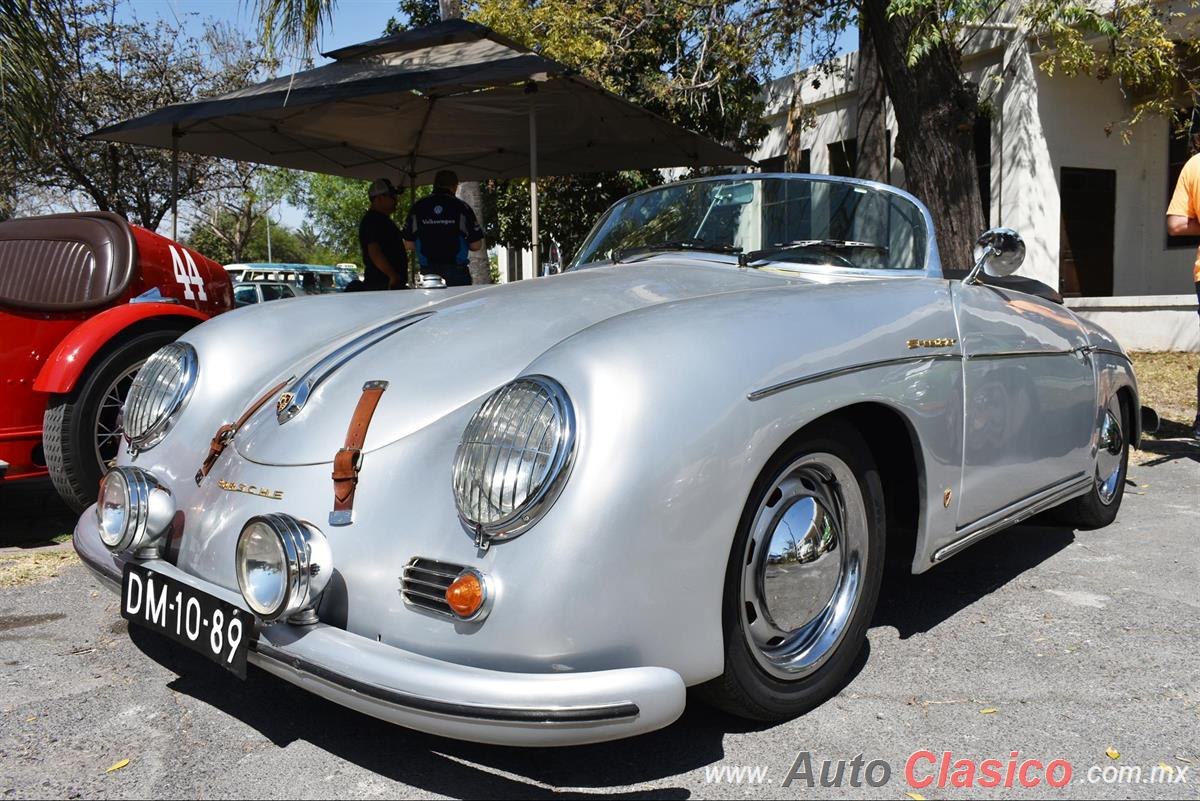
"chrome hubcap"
740,453,868,679
1095,397,1124,506
93,361,144,472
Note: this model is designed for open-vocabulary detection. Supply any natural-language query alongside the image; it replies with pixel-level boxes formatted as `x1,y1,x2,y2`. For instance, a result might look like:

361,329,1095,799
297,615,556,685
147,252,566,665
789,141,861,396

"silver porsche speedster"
74,174,1142,746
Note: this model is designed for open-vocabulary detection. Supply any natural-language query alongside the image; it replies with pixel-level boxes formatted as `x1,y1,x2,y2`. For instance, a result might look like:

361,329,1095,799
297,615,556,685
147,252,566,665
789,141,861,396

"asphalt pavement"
1,448,1197,799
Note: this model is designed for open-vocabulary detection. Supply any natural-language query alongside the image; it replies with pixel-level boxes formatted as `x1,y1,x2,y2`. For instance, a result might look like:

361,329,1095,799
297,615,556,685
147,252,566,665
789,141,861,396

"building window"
828,139,856,177
1168,107,1200,250
975,115,992,227
760,150,810,173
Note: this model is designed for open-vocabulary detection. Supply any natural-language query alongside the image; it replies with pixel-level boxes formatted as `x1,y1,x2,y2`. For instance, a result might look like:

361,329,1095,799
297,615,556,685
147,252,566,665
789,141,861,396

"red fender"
32,302,210,395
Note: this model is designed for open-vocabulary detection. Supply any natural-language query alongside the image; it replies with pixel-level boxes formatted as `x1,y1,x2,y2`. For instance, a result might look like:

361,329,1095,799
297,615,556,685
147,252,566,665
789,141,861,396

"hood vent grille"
400,557,464,617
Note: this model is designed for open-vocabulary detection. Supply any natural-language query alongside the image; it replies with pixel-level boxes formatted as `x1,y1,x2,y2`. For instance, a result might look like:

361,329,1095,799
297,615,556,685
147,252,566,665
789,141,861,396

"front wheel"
43,329,184,513
699,420,886,721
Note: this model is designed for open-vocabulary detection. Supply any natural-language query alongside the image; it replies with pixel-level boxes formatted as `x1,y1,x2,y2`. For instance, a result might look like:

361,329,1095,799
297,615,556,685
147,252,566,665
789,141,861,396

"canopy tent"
88,20,754,271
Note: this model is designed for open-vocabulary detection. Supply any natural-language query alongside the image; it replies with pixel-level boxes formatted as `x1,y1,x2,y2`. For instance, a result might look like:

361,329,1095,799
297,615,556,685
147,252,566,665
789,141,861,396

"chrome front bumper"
74,510,686,746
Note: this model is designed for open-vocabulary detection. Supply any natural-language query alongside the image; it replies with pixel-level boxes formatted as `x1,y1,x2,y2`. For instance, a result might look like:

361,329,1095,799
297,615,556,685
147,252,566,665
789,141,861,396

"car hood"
232,260,801,466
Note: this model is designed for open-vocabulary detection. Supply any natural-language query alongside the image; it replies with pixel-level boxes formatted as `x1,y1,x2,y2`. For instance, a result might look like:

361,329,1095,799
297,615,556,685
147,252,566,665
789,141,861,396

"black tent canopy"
88,20,753,266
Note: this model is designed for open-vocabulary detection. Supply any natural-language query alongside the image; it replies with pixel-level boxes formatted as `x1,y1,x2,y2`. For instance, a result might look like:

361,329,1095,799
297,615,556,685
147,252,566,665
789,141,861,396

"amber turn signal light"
445,570,488,620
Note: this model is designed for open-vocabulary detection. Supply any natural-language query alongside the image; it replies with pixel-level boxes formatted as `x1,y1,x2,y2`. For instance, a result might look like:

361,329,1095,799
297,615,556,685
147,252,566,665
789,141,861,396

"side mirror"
964,227,1025,285
417,273,447,289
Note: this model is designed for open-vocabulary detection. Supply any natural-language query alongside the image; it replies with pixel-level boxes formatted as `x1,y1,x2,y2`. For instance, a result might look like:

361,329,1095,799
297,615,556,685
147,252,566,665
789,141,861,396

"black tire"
44,329,183,513
1048,394,1130,530
698,419,886,721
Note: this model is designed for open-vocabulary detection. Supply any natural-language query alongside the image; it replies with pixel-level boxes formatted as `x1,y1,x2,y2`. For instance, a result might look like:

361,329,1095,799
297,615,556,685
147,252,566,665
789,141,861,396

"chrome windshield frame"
568,173,943,279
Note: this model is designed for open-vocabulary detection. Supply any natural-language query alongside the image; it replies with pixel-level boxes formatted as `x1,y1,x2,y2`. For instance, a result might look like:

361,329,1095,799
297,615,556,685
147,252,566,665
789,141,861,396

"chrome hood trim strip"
277,311,434,424
747,353,960,401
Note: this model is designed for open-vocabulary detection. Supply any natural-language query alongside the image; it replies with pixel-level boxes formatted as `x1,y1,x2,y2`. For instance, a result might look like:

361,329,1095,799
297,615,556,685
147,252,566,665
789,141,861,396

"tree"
287,172,432,266
3,1,268,231
843,0,1200,266
0,1,67,220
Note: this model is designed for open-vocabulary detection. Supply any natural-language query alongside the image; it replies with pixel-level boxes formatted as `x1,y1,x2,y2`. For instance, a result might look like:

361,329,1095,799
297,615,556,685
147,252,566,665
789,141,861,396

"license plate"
121,563,254,678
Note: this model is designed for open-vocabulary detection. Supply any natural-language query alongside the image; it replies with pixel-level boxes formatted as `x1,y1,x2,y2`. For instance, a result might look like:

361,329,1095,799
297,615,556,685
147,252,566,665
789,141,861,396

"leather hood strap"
329,380,388,526
194,379,289,485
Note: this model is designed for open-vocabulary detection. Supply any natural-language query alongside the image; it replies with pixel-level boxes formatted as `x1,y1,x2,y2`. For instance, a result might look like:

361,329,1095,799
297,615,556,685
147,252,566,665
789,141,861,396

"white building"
754,17,1200,350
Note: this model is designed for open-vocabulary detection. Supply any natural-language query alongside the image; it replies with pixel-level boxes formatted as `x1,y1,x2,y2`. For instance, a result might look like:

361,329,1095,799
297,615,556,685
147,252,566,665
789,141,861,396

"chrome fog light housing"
452,375,576,543
235,514,332,624
122,342,197,451
95,467,175,556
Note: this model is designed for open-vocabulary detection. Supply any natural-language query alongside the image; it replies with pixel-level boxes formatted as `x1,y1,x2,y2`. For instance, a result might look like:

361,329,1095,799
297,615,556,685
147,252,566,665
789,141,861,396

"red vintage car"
0,212,231,511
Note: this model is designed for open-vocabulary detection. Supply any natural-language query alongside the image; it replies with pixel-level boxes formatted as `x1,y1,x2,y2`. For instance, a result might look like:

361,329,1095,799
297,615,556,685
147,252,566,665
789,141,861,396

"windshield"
571,176,930,272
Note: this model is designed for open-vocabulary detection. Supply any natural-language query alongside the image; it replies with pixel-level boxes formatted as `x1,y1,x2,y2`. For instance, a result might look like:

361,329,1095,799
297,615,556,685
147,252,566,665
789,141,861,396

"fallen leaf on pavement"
980,708,998,714
1106,747,1120,760
906,793,926,801
105,759,130,774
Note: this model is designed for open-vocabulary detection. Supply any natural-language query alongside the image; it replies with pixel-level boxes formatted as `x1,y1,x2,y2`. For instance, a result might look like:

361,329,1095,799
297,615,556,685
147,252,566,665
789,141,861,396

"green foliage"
185,212,326,265
483,172,660,257
1025,0,1200,137
287,173,431,264
386,0,441,33
466,0,770,257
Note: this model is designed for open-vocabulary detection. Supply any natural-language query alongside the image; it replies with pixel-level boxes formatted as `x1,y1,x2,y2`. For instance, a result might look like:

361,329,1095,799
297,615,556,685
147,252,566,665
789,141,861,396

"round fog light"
235,514,331,624
95,467,175,555
445,568,491,621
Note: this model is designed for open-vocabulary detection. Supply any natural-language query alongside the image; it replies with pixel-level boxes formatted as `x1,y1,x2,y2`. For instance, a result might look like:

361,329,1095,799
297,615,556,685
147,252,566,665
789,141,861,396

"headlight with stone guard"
121,342,197,451
452,375,576,543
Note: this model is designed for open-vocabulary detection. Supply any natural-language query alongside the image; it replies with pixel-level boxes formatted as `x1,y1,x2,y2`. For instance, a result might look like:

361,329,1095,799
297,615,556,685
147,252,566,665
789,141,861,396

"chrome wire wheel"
92,360,144,472
1095,395,1125,506
740,453,868,679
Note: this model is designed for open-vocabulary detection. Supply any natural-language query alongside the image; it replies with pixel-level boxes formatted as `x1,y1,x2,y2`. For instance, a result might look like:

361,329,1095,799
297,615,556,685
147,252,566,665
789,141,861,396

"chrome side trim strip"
1091,346,1130,362
747,353,960,401
965,349,1070,360
932,472,1092,563
278,311,434,424
252,643,641,724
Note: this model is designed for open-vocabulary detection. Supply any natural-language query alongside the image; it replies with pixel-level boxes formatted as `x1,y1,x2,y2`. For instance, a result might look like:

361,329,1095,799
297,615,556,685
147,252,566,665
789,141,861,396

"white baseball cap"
368,178,399,198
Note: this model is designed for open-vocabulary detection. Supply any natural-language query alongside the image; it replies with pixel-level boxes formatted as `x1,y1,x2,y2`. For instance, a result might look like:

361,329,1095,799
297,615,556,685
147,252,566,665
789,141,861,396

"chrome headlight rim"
122,342,198,452
235,514,331,623
95,466,174,554
452,375,577,543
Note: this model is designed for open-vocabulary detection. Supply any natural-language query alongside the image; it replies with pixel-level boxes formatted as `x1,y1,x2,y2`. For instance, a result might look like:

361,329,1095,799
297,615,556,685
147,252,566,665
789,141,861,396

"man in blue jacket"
403,170,484,287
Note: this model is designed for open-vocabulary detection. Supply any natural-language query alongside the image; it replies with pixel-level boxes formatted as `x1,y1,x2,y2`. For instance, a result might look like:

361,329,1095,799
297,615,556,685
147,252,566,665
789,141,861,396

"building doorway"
1059,167,1115,297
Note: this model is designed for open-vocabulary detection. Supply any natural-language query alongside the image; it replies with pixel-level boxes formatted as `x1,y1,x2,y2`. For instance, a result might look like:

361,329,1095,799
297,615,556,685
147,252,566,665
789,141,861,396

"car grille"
400,557,464,617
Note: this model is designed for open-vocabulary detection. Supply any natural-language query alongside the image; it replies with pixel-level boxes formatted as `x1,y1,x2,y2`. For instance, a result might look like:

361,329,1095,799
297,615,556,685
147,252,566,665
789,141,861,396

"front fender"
32,302,210,394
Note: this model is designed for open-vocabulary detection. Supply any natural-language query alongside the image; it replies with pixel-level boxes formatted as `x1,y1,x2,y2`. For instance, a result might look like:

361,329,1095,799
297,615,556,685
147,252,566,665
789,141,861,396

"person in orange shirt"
1166,150,1200,439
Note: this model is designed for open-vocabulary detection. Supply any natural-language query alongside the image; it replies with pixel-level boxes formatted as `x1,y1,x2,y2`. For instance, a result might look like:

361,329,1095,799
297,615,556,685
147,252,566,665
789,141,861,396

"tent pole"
171,126,180,240
529,98,539,279
408,171,417,287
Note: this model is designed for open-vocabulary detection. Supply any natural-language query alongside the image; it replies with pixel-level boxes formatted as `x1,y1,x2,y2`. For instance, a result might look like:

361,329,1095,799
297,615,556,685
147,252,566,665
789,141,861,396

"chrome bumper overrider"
73,509,686,746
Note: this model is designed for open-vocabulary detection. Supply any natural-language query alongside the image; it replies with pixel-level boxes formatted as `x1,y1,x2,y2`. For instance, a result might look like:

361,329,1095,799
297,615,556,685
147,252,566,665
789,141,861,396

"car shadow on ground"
1134,417,1199,466
130,623,872,797
124,521,1073,796
0,477,77,547
873,522,1075,639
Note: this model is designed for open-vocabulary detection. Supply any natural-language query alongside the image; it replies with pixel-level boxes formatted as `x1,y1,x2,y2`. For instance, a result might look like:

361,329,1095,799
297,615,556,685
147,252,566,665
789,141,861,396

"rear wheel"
699,421,886,720
44,329,183,512
1049,393,1129,530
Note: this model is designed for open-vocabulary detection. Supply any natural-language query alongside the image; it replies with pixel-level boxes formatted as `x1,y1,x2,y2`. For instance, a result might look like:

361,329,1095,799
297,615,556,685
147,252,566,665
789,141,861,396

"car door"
952,282,1096,528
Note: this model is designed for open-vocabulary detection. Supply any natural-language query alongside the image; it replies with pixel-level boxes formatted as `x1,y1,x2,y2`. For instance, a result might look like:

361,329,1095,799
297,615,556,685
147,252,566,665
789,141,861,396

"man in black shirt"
358,178,408,290
403,170,484,287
